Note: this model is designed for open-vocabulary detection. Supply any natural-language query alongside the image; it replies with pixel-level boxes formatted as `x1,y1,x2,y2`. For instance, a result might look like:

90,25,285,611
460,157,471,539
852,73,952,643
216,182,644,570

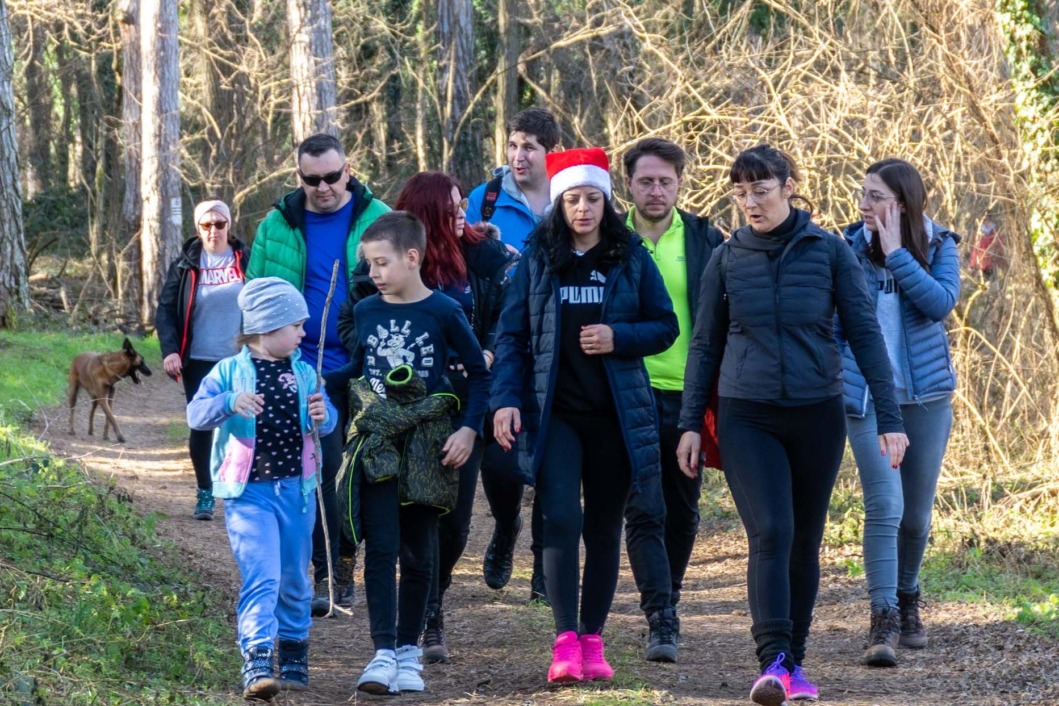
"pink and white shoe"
547,631,583,683
579,633,614,681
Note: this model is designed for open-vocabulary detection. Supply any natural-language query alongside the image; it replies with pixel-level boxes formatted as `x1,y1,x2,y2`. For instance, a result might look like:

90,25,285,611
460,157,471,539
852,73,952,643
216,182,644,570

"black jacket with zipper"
156,236,250,361
678,209,903,434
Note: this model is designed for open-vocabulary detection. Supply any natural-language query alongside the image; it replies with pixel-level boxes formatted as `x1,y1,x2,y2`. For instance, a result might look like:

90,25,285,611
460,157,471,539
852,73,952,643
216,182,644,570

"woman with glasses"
676,144,908,706
157,198,248,520
337,171,515,663
843,159,960,668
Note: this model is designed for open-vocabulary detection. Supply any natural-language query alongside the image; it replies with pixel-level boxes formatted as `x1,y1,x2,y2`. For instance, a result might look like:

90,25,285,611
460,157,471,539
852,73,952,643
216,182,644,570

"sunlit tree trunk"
0,0,29,328
117,0,142,318
437,0,482,187
139,0,181,326
493,0,519,167
287,0,338,142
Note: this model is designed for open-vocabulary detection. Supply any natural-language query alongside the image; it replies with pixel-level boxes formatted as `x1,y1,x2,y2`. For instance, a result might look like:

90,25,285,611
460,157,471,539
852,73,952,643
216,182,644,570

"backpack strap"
480,175,504,223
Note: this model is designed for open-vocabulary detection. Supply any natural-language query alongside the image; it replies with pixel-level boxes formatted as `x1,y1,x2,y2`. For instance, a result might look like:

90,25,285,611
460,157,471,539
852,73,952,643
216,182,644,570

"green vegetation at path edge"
0,330,233,704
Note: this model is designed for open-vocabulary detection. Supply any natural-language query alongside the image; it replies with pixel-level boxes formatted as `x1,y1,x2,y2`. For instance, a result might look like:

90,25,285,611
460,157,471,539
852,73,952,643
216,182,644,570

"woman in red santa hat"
490,147,679,683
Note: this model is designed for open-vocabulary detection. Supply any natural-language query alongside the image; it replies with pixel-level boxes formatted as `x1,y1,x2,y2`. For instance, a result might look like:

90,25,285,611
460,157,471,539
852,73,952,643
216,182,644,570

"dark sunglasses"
198,220,228,231
298,168,345,187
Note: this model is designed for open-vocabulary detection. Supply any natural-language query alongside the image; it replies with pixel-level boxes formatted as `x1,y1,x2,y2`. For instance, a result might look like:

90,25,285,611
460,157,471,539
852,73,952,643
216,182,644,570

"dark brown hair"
864,159,931,269
729,143,815,214
506,108,561,151
623,138,687,178
361,211,427,255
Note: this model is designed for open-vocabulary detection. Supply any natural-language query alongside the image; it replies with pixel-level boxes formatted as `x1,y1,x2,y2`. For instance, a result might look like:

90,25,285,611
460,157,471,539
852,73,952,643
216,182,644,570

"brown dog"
67,337,152,444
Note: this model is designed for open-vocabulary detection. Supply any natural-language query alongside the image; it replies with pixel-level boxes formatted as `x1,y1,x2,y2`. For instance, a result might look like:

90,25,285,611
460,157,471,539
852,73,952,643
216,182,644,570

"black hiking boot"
529,569,549,606
483,515,522,590
277,638,309,691
863,606,901,667
645,607,679,663
241,645,280,701
897,589,928,648
422,609,449,664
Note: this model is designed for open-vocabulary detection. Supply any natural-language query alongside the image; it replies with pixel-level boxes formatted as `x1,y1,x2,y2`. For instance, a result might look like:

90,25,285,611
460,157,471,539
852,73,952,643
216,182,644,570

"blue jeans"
847,396,953,609
225,478,316,651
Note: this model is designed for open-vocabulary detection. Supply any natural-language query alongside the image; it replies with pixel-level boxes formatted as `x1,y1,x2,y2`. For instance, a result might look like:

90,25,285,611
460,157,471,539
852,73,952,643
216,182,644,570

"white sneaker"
395,644,425,692
357,649,399,695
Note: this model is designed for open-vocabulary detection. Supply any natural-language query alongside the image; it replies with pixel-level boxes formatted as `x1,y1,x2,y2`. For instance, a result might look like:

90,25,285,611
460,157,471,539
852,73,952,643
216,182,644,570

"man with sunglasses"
248,132,390,615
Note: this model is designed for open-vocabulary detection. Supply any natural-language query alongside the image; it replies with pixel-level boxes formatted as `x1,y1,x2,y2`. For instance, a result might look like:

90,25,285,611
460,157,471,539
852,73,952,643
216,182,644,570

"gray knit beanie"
238,277,310,334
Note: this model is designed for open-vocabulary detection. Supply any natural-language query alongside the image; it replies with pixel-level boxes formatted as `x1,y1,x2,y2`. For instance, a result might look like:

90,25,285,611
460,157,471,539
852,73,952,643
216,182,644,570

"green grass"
0,330,233,704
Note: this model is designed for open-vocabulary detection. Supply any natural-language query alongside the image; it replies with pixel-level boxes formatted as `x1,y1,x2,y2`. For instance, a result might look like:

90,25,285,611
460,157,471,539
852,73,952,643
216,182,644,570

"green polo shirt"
628,208,692,391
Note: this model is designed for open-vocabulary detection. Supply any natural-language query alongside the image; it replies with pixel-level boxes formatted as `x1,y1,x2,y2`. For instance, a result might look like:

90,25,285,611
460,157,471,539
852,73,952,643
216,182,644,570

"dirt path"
40,369,1059,705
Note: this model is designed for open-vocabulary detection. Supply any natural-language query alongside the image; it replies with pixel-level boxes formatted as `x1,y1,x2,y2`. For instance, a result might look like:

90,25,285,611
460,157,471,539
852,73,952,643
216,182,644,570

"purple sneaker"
788,666,819,701
750,653,791,706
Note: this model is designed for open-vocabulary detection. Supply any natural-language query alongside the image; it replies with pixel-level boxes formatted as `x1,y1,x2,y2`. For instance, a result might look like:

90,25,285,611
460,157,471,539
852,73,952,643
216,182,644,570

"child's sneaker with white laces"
357,649,399,696
395,644,425,692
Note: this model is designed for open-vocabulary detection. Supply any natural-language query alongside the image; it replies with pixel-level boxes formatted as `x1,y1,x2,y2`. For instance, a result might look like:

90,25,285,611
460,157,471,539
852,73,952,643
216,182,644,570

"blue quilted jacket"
838,219,961,418
490,239,679,486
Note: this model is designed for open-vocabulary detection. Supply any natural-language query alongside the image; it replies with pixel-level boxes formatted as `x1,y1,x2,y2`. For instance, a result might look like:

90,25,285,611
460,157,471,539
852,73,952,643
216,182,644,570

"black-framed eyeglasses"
198,220,228,231
853,188,896,205
298,167,345,187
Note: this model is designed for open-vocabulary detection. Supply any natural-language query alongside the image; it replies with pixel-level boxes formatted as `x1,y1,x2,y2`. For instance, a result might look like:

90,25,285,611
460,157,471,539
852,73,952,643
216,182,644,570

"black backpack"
479,175,504,222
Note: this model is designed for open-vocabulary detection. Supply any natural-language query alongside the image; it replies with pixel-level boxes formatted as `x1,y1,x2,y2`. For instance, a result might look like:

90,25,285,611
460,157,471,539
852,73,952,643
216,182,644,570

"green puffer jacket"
246,178,391,287
344,366,460,512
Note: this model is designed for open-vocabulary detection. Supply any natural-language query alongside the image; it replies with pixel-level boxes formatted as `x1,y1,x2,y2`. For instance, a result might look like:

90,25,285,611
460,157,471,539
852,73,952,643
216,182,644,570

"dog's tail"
67,360,80,410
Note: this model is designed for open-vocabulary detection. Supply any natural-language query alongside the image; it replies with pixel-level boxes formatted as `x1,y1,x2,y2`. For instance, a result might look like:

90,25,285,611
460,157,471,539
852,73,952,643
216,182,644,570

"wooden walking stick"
312,259,351,617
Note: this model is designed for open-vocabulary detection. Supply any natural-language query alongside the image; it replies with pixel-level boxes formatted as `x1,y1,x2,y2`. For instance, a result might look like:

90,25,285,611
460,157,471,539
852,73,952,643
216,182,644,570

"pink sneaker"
579,634,614,681
788,665,819,701
547,631,583,683
750,653,791,706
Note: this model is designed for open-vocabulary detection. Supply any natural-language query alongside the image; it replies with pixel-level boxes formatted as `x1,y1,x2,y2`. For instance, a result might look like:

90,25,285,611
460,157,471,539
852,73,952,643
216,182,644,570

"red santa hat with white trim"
546,147,612,203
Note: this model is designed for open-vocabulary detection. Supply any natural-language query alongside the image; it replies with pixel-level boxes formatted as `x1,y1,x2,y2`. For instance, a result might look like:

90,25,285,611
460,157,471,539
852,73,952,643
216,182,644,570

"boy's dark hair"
361,211,427,255
506,108,561,151
623,138,687,178
297,133,345,160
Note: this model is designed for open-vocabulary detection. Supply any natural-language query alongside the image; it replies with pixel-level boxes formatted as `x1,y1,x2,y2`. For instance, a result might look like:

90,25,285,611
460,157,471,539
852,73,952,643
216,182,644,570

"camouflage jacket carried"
342,365,460,514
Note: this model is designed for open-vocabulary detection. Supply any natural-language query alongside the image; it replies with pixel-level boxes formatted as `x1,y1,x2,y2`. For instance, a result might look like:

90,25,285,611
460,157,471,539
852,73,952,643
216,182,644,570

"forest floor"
38,372,1059,706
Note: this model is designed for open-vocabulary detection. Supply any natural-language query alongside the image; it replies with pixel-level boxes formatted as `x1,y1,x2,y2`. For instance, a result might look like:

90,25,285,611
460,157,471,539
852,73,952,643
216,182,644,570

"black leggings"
361,476,438,651
181,359,218,491
718,396,846,670
537,413,632,635
428,433,484,614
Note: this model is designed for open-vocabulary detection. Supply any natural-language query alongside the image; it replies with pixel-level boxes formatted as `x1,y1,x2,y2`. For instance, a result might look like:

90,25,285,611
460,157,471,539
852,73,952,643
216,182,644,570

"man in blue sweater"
466,108,560,603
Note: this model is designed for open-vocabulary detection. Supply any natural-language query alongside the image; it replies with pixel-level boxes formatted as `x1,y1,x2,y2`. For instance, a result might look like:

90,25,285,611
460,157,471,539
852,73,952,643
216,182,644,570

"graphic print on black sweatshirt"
250,357,302,481
364,319,436,396
554,246,614,415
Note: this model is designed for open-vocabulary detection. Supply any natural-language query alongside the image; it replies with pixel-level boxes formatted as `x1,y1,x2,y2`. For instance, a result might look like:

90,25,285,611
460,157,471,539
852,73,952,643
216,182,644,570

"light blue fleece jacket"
187,346,338,500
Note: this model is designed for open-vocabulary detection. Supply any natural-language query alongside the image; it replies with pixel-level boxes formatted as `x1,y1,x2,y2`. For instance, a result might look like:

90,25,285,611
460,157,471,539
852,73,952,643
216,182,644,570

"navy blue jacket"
679,209,904,435
838,220,961,417
490,239,679,485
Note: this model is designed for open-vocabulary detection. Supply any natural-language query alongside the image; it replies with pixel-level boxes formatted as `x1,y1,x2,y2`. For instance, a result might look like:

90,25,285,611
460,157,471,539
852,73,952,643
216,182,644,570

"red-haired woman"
338,172,515,666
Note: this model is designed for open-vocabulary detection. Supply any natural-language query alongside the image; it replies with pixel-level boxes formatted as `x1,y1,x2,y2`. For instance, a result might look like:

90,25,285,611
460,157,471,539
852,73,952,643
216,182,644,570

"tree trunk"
139,0,181,327
437,0,482,187
54,39,73,186
494,0,519,167
23,19,51,198
0,0,29,327
287,0,338,143
117,0,142,319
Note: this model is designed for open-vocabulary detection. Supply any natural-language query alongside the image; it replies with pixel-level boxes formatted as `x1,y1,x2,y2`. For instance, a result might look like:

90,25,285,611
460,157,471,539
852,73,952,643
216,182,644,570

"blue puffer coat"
490,239,679,486
838,219,961,418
